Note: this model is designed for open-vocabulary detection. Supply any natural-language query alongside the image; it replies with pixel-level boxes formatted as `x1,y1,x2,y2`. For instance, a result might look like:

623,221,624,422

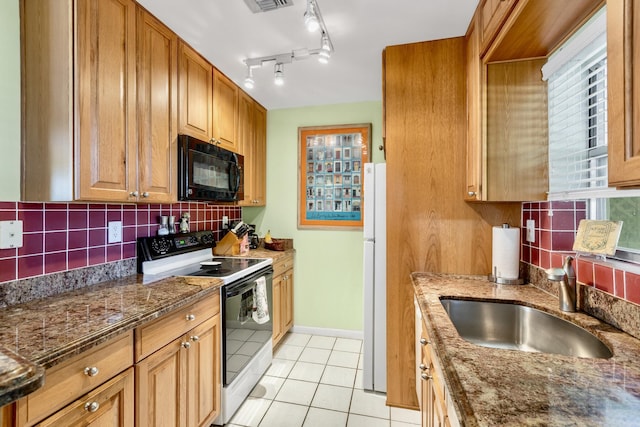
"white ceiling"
137,0,479,110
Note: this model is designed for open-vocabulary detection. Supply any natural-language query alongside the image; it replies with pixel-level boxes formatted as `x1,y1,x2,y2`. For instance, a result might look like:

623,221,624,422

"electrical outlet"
0,220,23,249
108,221,122,243
526,219,535,243
222,216,229,229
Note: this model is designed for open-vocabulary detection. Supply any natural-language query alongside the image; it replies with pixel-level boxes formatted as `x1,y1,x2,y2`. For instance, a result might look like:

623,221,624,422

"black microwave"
178,135,244,202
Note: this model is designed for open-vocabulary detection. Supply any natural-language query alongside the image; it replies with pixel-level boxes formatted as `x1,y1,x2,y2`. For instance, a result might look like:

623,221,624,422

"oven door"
221,267,273,386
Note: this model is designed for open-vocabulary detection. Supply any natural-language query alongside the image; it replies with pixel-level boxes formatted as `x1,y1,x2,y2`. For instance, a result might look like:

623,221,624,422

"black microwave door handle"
231,163,241,193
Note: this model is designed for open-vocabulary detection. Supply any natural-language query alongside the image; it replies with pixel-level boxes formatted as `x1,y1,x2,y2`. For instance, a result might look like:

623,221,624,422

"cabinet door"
253,103,267,206
485,59,548,201
38,368,134,427
136,8,178,203
283,271,294,332
608,0,640,187
465,13,483,201
136,338,188,427
237,91,255,206
179,42,213,142
76,0,137,201
237,93,267,206
272,275,283,345
212,69,239,152
187,315,221,427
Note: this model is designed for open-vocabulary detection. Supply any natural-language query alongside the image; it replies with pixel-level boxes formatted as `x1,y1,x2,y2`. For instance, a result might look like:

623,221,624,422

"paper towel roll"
492,226,520,280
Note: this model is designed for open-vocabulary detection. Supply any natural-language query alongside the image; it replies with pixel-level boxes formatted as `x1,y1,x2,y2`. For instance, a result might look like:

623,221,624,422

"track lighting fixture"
243,0,333,87
274,63,285,86
243,66,255,89
304,0,320,32
318,33,332,64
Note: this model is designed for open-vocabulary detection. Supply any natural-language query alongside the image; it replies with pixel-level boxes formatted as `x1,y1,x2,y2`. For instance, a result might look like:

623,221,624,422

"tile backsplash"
522,200,640,306
0,202,241,284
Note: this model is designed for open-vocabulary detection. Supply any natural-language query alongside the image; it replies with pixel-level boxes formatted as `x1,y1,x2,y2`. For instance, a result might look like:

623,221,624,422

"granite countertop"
412,273,640,427
0,273,224,406
0,247,292,406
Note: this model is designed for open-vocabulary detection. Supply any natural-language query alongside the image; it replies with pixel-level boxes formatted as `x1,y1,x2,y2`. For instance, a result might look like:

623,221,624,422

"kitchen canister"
489,224,523,285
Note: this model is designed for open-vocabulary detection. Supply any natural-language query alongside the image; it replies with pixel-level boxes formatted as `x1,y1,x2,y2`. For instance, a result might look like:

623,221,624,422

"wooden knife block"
213,231,242,255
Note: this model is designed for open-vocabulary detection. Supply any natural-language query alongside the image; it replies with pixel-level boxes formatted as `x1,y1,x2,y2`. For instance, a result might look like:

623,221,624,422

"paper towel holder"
489,224,524,285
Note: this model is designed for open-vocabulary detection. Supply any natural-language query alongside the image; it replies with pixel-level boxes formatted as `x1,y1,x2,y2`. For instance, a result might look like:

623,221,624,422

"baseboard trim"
290,325,364,340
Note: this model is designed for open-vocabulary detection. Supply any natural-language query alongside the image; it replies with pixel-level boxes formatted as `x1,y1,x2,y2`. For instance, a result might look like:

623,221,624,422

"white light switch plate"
0,220,23,249
526,219,535,243
108,221,122,243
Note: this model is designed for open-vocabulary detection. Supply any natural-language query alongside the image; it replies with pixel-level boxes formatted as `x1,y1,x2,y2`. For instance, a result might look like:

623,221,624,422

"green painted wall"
0,0,21,201
243,102,384,332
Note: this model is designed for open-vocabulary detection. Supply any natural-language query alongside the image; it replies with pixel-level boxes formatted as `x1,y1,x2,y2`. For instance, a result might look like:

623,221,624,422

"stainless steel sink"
440,298,613,359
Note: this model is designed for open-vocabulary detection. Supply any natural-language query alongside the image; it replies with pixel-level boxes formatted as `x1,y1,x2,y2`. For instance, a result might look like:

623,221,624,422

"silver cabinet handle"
84,401,100,413
186,314,196,321
421,373,432,381
142,192,149,198
419,363,427,371
129,191,139,197
84,366,99,377
420,338,429,345
182,341,191,349
467,191,476,197
191,335,200,342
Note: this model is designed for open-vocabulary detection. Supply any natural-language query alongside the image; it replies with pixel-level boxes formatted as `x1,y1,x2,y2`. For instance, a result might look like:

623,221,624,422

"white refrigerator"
363,162,386,393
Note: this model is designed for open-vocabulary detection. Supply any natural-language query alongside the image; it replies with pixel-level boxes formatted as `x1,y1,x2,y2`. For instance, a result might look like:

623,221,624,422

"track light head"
318,33,331,63
274,63,285,86
243,67,255,89
304,0,320,32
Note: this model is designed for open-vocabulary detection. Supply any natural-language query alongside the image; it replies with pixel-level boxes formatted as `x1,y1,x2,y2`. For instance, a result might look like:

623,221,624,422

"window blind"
543,10,608,200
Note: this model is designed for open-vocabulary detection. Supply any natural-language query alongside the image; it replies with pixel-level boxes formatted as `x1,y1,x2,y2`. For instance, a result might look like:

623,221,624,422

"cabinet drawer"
272,254,293,277
17,331,133,426
135,293,219,361
37,367,134,427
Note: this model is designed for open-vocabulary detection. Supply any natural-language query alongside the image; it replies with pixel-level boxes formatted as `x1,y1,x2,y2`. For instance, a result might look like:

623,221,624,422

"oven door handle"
226,284,255,298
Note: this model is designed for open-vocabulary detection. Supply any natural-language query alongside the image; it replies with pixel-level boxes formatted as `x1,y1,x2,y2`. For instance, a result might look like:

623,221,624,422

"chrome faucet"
546,256,577,312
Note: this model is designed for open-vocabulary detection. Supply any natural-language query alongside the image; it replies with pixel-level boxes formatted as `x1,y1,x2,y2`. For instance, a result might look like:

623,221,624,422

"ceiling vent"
243,0,294,13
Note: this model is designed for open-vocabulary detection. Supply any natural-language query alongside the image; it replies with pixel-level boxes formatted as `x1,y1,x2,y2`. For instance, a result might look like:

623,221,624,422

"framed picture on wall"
298,123,371,229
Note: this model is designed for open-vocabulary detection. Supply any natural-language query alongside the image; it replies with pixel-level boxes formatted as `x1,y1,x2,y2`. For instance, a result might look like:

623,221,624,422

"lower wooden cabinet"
38,368,134,427
4,294,222,427
415,299,460,427
272,254,294,347
15,331,133,427
135,299,221,427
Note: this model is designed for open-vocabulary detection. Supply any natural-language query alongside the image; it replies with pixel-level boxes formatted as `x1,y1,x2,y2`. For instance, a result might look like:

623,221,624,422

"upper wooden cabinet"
178,48,241,153
136,8,178,203
213,69,239,152
21,0,177,203
466,13,548,201
608,0,640,187
465,0,603,201
178,41,213,142
237,91,267,206
483,0,604,61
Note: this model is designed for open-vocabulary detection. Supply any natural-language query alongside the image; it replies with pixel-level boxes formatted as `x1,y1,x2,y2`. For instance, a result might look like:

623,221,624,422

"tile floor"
226,332,421,427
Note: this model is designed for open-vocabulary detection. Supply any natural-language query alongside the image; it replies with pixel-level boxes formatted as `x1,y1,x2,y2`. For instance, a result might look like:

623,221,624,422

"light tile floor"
227,332,421,427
